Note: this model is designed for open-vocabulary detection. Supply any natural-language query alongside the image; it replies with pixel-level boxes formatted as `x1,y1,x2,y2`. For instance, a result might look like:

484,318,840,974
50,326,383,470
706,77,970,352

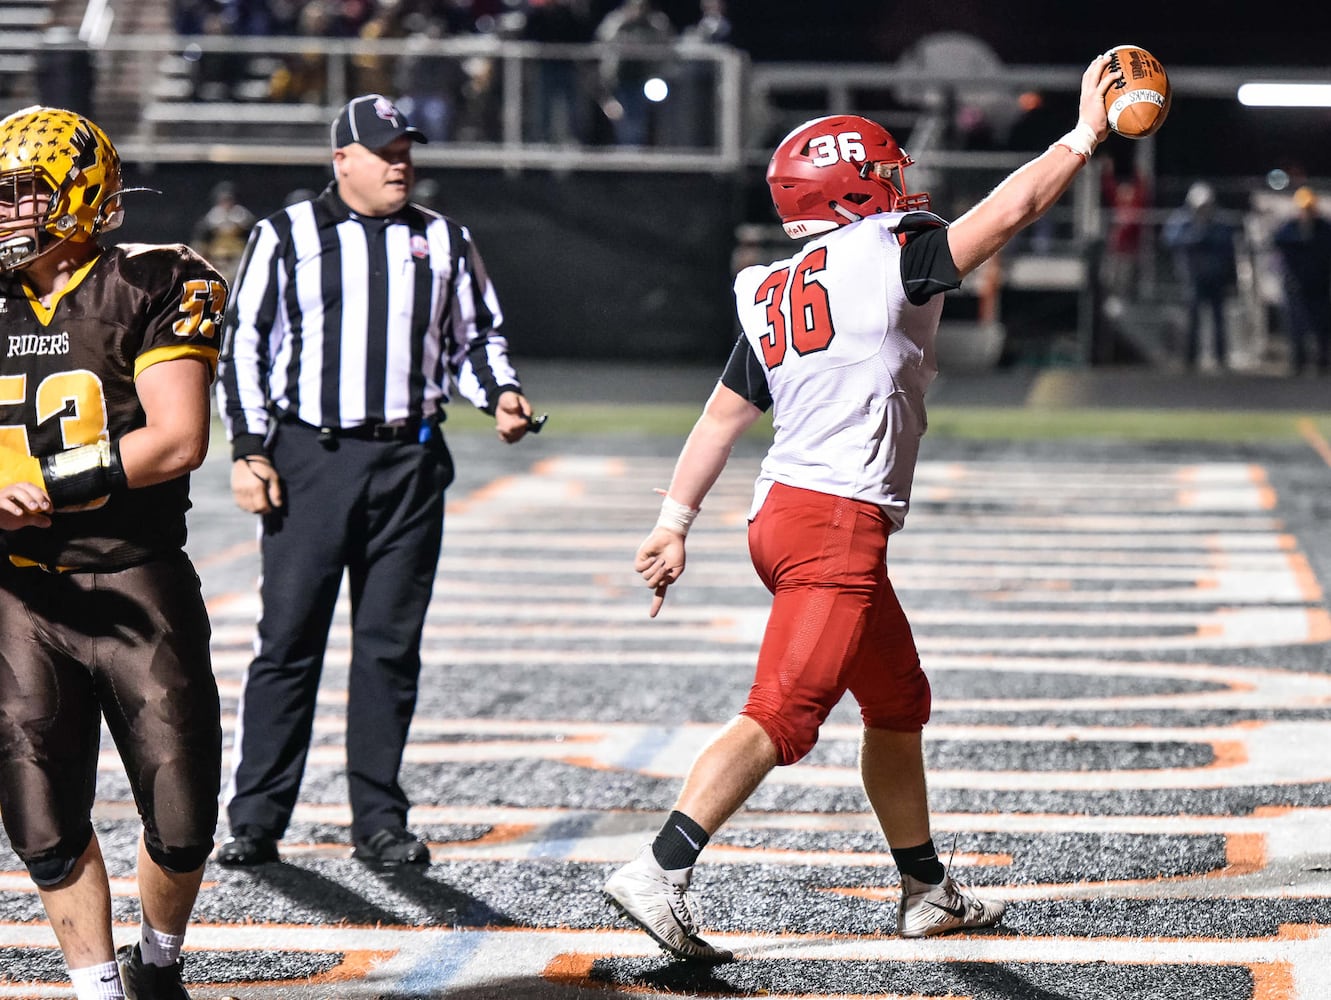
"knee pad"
26,853,78,888
21,824,94,888
144,838,213,875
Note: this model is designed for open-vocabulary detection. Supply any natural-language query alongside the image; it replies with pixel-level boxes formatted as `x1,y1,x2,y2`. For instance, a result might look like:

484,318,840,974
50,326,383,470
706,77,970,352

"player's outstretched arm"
636,383,763,617
946,54,1118,278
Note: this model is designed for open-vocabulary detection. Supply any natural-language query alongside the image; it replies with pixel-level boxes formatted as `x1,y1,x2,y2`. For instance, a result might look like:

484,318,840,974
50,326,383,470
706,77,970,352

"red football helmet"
767,114,930,239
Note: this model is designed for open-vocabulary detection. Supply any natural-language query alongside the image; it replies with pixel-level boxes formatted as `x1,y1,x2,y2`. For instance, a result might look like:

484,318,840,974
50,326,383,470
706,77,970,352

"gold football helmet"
0,105,123,270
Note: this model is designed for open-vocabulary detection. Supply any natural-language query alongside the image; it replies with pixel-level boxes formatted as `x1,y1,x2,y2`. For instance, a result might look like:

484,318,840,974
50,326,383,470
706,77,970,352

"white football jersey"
731,211,956,531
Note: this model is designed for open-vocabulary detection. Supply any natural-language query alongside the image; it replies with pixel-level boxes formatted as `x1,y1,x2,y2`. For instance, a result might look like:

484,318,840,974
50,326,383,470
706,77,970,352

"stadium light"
643,78,670,103
1237,83,1331,108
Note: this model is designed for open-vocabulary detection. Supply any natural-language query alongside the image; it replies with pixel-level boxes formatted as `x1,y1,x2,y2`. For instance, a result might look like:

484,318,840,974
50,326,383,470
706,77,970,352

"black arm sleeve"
900,221,962,306
719,334,772,411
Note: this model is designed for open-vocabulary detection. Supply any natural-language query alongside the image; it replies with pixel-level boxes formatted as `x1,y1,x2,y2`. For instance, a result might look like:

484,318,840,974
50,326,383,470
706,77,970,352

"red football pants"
742,482,931,765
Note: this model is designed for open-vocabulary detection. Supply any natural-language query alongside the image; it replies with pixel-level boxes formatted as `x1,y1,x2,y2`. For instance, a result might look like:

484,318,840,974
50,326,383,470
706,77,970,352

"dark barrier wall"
117,163,743,363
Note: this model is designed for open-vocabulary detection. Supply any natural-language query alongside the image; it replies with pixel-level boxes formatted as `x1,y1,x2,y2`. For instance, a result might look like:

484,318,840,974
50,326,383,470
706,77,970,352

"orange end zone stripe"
1287,551,1326,602
1210,740,1250,770
1297,418,1331,468
203,950,397,990
1224,832,1267,874
314,950,396,983
1307,608,1331,643
1252,961,1295,1000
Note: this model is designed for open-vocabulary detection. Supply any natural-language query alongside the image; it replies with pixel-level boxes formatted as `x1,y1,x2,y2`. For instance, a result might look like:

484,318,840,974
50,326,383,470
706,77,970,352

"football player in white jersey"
604,54,1123,959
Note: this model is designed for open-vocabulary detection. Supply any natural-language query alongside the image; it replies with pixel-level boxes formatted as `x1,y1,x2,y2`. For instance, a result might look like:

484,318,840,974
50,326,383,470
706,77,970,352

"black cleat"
117,942,190,1000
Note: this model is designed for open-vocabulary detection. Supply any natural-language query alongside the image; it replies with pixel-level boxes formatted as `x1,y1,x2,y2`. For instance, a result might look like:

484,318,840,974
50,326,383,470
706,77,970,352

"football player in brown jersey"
0,106,226,999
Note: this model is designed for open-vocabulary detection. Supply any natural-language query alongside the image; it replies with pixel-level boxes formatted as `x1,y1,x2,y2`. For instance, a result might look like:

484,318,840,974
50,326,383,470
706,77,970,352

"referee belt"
281,414,421,443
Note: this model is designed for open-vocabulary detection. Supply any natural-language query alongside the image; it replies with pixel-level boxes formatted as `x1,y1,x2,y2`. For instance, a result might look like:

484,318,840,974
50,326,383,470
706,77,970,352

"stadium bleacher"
0,0,58,114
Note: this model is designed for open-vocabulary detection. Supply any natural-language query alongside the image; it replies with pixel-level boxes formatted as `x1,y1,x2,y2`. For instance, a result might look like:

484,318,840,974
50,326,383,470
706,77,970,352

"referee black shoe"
352,827,430,868
117,942,190,1000
215,826,279,866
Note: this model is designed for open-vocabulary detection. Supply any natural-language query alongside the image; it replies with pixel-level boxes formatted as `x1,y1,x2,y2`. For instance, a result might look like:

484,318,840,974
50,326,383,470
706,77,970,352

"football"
1103,44,1171,138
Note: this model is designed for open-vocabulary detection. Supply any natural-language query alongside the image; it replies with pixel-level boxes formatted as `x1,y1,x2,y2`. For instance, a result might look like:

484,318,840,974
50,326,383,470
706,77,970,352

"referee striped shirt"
216,182,521,459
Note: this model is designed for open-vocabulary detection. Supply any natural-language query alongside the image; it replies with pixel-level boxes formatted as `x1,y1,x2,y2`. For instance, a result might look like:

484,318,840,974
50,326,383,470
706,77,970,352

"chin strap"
831,203,864,225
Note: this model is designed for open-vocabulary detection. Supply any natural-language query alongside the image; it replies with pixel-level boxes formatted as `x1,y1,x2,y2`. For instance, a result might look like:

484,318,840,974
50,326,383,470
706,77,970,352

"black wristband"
106,438,127,490
39,440,128,508
231,432,267,462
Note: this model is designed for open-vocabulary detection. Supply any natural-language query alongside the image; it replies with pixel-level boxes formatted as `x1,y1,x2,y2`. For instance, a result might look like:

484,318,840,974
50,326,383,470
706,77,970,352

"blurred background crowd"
7,0,1331,373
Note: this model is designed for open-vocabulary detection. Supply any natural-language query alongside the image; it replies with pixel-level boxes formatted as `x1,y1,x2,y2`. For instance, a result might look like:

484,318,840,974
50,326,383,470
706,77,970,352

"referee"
214,94,539,868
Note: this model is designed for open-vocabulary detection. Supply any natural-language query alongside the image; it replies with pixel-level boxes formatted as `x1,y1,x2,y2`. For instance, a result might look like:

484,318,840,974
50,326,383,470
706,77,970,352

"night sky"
706,2,1331,68
632,1,1331,178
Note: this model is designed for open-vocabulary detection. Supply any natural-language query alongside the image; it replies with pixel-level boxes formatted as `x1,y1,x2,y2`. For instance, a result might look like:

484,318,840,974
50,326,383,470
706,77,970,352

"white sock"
138,919,184,967
68,960,124,1000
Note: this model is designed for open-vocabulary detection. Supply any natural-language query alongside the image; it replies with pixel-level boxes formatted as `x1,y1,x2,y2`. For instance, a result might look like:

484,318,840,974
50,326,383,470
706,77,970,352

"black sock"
651,810,710,870
891,839,946,884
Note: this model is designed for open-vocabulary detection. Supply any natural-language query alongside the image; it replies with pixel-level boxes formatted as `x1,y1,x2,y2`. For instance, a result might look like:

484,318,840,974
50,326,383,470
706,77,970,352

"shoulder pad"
896,211,949,233
113,242,226,287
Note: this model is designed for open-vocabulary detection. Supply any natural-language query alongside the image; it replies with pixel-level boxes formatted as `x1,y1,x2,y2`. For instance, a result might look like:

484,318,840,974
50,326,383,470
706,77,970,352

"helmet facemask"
862,159,930,214
0,171,53,270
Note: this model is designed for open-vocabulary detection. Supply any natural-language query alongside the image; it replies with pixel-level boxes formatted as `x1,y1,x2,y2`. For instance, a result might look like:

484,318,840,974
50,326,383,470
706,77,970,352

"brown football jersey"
0,243,226,570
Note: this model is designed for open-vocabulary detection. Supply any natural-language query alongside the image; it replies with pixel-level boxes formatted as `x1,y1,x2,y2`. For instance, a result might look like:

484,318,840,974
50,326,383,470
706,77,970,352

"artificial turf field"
3,394,1331,999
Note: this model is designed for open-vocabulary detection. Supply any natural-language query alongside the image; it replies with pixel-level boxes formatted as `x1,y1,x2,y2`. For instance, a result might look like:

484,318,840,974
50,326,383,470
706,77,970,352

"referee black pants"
226,420,451,841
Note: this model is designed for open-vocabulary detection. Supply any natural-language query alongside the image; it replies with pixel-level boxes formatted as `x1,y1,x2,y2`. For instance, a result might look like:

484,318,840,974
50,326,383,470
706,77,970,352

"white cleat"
604,846,733,962
897,873,1007,938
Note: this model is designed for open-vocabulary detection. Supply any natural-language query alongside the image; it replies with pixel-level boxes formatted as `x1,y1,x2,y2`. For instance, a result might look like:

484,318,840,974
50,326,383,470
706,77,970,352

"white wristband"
1052,121,1098,160
655,495,699,536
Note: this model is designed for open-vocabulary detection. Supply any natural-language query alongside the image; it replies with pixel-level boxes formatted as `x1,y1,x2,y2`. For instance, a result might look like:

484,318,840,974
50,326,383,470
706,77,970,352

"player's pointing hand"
635,526,686,618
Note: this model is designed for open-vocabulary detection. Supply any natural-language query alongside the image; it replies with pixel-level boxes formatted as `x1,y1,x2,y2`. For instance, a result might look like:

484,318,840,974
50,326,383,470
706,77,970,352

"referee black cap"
331,94,428,151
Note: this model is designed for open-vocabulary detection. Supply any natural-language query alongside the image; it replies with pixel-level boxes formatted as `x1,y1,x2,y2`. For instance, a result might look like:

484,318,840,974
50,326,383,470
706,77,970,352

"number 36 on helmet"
766,114,931,240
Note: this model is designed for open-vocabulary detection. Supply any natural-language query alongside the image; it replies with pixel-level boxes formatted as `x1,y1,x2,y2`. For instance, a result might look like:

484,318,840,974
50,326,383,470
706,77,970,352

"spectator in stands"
266,0,304,34
1272,186,1331,376
190,7,248,102
338,0,378,35
352,3,406,96
191,181,257,282
223,0,273,35
173,0,213,34
1162,181,1237,371
664,0,731,147
36,28,96,118
595,0,675,146
1101,164,1150,300
268,1,336,103
682,0,730,45
520,0,596,145
397,13,468,143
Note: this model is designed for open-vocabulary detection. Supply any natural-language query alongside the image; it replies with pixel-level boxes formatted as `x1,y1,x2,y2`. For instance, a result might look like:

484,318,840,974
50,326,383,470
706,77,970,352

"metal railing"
2,28,1315,367
9,32,750,172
